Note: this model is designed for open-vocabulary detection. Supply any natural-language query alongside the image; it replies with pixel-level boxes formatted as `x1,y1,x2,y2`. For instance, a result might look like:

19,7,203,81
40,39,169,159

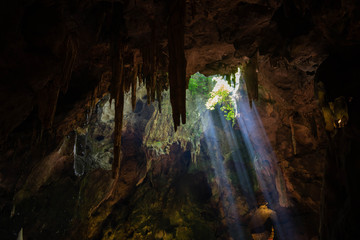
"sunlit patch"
203,68,241,124
190,67,295,239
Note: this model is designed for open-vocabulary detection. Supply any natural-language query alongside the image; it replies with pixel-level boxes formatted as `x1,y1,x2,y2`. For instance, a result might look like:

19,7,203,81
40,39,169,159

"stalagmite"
243,51,259,108
168,0,187,131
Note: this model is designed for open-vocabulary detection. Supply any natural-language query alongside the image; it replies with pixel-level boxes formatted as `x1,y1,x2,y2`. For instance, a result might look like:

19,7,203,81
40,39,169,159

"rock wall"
1,0,360,239
0,75,326,239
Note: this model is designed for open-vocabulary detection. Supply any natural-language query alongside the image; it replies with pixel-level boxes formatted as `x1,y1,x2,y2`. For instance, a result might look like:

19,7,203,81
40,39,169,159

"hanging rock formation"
1,0,360,239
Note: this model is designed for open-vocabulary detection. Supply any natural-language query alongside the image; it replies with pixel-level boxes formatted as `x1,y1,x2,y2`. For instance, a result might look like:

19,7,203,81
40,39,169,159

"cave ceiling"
1,0,360,143
1,1,360,239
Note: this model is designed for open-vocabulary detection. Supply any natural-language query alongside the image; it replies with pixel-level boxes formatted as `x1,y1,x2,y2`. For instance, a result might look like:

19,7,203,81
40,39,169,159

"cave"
1,1,360,240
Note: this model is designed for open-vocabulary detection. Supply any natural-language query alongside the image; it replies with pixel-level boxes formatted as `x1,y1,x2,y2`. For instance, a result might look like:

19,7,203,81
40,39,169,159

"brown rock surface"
1,0,360,239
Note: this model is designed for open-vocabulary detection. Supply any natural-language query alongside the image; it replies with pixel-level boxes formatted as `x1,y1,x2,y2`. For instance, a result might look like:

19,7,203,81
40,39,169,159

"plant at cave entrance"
188,71,241,125
188,72,213,96
205,76,237,124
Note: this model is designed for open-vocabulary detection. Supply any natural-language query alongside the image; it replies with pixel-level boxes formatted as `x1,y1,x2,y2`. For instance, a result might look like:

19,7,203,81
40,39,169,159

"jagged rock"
1,1,360,239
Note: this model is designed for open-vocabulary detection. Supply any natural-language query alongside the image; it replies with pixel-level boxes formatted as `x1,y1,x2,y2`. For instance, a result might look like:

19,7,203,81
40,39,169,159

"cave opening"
66,68,293,240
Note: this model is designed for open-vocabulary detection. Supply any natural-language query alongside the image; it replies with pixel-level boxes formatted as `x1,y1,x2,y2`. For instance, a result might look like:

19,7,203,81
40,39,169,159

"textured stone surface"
1,0,360,239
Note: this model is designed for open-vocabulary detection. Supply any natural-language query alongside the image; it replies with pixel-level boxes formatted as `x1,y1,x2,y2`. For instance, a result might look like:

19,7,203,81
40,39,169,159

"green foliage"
188,73,237,125
188,73,212,96
205,77,236,124
218,92,235,124
220,104,235,122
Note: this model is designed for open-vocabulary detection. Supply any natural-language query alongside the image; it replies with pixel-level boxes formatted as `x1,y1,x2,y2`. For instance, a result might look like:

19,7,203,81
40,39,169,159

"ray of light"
215,105,257,206
235,92,295,240
200,110,248,239
196,70,296,239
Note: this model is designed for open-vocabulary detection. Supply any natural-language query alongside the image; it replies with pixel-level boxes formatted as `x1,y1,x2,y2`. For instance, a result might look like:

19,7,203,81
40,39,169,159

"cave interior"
1,0,360,240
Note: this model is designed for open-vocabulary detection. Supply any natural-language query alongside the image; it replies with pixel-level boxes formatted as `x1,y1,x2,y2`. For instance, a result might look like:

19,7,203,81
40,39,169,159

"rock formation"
1,0,359,239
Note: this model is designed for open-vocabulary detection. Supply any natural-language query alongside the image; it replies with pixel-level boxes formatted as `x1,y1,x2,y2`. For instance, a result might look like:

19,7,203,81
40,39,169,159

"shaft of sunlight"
201,111,247,239
215,105,257,206
236,94,294,240
195,70,296,239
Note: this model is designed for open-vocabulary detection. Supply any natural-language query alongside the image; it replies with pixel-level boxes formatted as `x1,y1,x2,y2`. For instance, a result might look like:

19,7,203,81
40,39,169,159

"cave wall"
0,78,326,239
316,49,360,240
1,0,360,239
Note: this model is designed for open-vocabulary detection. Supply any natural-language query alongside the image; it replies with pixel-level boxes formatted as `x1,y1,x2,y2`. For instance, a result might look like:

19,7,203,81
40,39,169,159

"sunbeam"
196,70,296,239
236,101,291,240
236,79,296,240
201,110,248,239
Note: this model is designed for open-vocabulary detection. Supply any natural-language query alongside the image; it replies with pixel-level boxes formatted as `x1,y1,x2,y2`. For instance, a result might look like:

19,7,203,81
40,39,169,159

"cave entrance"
72,69,291,239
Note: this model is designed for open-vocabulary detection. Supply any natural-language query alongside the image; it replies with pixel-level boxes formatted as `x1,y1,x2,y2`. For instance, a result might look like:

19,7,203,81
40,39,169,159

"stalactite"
113,87,124,179
61,33,78,93
141,47,152,105
138,64,143,85
290,115,297,155
131,65,138,111
243,50,259,108
151,76,156,102
168,0,187,131
146,80,151,105
37,81,60,130
123,67,132,93
82,1,130,217
189,0,197,19
110,43,124,179
150,22,158,103
140,23,159,105
309,113,318,138
156,80,162,113
109,2,125,179
36,34,78,131
31,119,38,145
151,72,157,103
